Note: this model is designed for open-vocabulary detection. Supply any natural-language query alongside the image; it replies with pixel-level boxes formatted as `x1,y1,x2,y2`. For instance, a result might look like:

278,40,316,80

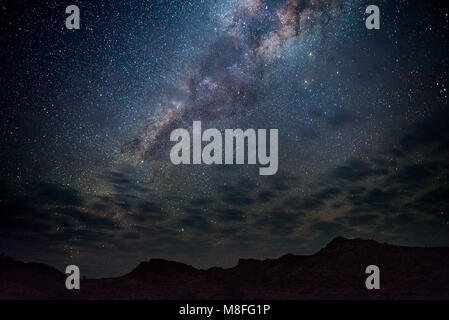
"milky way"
1,0,448,277
121,0,348,165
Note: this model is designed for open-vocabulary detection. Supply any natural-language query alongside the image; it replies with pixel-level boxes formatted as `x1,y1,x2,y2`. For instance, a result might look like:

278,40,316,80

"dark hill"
0,257,67,299
1,237,448,299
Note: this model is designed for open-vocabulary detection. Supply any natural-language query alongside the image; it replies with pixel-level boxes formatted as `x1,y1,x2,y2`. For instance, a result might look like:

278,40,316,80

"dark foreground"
1,237,448,300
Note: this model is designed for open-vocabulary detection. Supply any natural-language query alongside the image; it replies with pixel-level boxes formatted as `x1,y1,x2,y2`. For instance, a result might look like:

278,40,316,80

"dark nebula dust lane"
0,0,448,277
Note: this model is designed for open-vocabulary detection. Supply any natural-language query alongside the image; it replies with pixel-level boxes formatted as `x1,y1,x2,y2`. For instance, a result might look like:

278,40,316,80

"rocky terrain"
1,237,448,299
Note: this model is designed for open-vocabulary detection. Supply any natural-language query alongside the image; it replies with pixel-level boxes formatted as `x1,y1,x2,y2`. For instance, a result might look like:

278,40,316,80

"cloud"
178,215,214,233
266,171,299,191
340,214,379,227
330,159,387,182
255,209,302,235
215,208,246,222
103,170,152,194
190,198,214,207
34,182,85,206
385,162,442,187
400,110,449,153
217,185,255,206
138,200,164,214
310,221,349,235
257,190,276,202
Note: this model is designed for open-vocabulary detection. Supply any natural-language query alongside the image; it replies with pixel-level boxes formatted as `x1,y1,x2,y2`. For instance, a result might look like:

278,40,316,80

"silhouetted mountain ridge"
127,258,198,278
1,237,448,299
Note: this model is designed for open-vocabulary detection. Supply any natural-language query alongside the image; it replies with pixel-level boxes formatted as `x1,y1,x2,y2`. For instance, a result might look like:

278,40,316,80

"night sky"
1,0,448,277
